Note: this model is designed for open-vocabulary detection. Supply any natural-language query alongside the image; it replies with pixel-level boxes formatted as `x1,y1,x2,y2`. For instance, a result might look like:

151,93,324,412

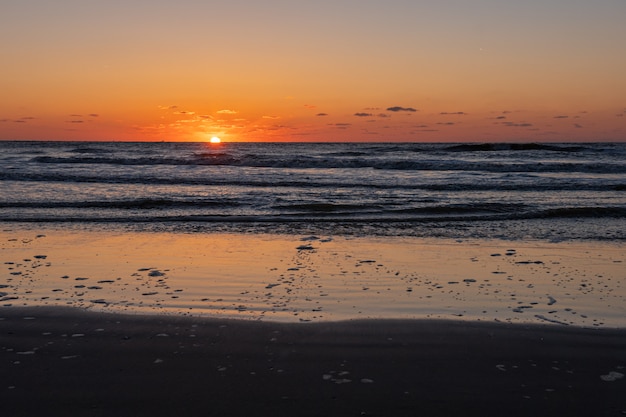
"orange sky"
1,1,625,142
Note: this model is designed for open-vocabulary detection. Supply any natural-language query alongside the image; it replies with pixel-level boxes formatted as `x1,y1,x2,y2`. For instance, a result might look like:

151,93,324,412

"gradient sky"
1,0,625,142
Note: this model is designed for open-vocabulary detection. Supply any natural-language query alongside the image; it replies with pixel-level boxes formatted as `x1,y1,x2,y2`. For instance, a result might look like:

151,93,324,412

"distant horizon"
2,138,625,144
2,1,624,142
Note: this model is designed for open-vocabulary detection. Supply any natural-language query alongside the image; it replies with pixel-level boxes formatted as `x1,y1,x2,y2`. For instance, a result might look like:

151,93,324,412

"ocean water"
1,141,625,241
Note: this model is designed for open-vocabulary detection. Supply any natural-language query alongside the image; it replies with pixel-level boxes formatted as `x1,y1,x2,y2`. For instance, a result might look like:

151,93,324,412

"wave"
2,201,623,221
444,143,588,152
28,155,626,174
537,207,626,218
272,203,384,213
390,202,529,215
0,199,241,210
2,171,624,192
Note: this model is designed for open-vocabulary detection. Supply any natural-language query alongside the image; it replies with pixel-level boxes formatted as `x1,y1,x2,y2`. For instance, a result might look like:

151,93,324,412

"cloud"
69,114,82,117
217,109,237,114
440,111,466,115
3,116,36,123
158,105,179,110
88,113,99,118
574,123,583,128
377,113,389,118
262,115,280,119
316,113,328,117
354,112,373,117
553,115,569,119
386,106,417,112
66,120,84,124
329,123,351,129
495,116,507,120
503,122,533,127
436,122,455,126
304,104,316,109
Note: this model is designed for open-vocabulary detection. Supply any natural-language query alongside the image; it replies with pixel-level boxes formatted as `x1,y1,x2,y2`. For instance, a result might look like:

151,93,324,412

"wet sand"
1,227,625,415
2,306,625,416
2,229,625,326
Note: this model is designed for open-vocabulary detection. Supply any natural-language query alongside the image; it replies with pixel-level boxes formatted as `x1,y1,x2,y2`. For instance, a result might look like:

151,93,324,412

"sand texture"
2,307,625,416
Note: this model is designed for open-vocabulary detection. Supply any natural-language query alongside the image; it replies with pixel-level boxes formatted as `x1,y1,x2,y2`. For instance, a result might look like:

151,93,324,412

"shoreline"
3,226,626,415
2,227,625,327
2,306,625,416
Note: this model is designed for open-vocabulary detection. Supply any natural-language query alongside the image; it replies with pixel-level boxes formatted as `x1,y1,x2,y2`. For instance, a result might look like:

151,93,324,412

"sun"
209,136,221,144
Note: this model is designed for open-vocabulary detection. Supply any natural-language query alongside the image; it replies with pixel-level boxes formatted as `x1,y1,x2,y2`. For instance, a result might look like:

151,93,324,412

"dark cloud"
495,116,507,120
436,122,455,126
377,113,389,118
574,124,583,128
88,114,99,117
316,113,328,117
503,122,533,127
553,115,569,119
354,112,373,117
502,111,512,114
2,116,37,123
440,111,466,115
69,114,83,117
66,120,84,124
386,106,417,112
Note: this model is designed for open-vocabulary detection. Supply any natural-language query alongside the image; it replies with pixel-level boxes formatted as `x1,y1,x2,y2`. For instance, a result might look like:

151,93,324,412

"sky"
1,0,625,142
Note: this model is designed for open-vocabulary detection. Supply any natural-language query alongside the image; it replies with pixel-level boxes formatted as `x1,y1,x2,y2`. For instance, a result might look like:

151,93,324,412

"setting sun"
210,136,221,144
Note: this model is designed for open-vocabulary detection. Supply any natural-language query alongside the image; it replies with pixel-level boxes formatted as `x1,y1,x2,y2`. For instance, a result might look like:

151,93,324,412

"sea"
1,141,625,242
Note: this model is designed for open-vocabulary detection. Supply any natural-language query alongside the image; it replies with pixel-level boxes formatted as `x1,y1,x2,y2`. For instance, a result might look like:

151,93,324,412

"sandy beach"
1,227,625,415
2,307,626,416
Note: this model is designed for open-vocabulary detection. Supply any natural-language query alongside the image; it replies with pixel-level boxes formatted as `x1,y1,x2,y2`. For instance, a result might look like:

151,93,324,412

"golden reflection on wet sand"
1,229,624,327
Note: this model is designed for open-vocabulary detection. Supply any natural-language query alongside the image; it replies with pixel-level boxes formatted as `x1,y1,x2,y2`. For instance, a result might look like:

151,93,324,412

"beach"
2,308,626,416
3,0,626,412
1,139,625,415
2,226,625,415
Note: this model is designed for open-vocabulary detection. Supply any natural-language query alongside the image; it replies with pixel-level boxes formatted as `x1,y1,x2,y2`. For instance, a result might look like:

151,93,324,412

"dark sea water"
1,141,624,241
